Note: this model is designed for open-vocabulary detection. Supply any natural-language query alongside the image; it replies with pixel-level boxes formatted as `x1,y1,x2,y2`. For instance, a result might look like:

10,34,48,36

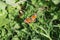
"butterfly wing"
24,18,32,24
31,14,37,22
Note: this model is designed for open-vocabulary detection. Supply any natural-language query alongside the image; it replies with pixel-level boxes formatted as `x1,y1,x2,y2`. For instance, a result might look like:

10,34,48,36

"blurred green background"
0,0,60,40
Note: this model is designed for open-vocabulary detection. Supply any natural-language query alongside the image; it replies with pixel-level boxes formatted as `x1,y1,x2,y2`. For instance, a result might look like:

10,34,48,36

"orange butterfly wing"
24,18,32,24
31,14,37,22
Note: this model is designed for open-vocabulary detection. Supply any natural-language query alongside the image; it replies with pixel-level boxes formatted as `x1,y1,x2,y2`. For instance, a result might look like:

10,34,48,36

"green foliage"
0,1,6,10
0,0,60,40
52,0,60,4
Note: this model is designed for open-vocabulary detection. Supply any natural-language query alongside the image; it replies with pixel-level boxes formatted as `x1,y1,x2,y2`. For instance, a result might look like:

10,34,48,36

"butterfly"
24,14,37,24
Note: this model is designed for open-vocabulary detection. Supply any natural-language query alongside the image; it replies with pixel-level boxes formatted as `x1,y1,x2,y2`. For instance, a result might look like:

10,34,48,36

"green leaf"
0,18,9,27
32,39,40,40
7,6,19,16
0,1,6,10
14,23,20,29
0,10,7,18
12,35,19,40
1,29,6,36
6,0,15,5
52,0,60,4
31,0,36,4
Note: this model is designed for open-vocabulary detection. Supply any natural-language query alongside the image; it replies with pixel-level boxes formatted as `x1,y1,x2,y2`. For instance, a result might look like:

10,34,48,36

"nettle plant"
0,0,60,40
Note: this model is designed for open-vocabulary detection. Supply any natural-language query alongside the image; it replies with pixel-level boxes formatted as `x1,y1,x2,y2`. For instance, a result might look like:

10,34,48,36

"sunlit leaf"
0,1,6,10
52,0,60,4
